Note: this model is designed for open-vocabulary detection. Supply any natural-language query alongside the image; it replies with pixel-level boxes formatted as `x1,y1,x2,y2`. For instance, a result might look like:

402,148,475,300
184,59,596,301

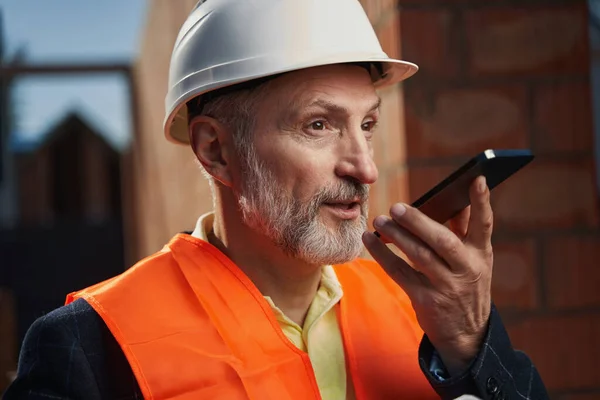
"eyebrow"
296,96,382,116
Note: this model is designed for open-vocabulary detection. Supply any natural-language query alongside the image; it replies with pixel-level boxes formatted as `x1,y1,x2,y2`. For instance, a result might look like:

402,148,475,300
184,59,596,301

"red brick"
545,236,600,310
399,9,460,78
491,159,599,231
507,313,600,391
533,81,594,154
465,5,589,76
405,85,529,159
491,238,539,311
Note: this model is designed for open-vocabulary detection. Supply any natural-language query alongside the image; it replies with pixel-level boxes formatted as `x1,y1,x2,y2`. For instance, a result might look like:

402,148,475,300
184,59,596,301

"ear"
189,116,234,187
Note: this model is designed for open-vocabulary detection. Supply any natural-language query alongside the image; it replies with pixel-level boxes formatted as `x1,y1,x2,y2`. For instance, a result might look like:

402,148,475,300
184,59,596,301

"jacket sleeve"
418,304,550,400
2,304,102,400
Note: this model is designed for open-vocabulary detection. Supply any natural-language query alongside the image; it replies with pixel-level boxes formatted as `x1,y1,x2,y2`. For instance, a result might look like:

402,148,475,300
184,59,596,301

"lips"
323,201,362,219
325,197,362,207
325,201,358,209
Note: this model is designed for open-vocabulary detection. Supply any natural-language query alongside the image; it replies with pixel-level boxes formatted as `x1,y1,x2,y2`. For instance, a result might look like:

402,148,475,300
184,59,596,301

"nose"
334,132,378,185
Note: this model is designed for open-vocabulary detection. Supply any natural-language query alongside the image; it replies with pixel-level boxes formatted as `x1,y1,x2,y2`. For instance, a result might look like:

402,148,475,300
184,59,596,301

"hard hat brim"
163,57,418,145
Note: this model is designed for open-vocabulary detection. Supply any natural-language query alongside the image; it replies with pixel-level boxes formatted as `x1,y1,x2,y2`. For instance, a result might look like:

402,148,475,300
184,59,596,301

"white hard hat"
164,0,419,145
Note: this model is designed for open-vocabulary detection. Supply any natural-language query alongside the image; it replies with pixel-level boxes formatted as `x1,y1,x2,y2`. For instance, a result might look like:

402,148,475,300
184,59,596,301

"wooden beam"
0,63,131,77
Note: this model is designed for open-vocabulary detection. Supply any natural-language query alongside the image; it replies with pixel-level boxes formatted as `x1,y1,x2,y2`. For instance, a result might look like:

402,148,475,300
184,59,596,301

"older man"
5,1,548,399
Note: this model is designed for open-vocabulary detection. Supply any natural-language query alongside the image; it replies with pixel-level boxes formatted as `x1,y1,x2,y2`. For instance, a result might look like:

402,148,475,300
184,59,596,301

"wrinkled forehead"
265,64,381,114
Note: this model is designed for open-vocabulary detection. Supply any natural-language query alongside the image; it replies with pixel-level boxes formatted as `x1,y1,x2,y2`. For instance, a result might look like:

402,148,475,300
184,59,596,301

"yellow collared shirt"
192,213,347,400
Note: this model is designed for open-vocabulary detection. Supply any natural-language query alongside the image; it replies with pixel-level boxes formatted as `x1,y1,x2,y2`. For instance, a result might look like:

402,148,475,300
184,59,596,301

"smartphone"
375,149,534,233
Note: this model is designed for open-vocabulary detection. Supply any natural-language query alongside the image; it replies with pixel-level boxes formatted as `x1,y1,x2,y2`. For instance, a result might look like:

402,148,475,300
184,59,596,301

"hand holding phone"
363,149,534,376
374,149,533,237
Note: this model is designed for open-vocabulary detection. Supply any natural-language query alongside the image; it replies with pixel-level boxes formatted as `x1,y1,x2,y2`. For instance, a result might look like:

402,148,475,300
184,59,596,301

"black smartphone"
375,149,534,233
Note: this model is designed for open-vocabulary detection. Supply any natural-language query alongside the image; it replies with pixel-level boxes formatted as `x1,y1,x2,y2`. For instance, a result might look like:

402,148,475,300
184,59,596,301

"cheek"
252,127,338,194
267,148,335,200
293,157,337,203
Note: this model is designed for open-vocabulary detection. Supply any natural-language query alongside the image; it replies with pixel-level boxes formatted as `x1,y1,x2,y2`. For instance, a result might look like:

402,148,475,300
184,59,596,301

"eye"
361,121,378,131
310,121,326,130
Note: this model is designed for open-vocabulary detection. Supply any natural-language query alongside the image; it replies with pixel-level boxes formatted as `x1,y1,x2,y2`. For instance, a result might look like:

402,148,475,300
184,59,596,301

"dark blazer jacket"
3,299,548,400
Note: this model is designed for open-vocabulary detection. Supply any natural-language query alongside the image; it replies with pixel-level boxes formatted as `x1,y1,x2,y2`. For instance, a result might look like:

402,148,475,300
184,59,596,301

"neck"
208,195,322,326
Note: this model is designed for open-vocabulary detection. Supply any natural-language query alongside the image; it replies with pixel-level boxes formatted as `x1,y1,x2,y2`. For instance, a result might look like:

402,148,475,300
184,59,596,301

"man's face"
234,65,380,266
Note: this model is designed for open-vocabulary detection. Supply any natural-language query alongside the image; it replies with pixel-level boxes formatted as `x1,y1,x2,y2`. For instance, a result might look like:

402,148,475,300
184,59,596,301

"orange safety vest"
67,234,438,400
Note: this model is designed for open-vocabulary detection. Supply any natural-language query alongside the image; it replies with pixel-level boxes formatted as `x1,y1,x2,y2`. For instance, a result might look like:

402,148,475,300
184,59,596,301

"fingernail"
390,203,407,218
479,176,487,193
373,215,387,229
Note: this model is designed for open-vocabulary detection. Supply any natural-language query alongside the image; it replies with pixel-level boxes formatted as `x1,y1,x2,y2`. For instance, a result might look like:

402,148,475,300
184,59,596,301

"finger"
362,231,424,293
372,215,452,282
449,206,471,238
373,229,392,244
466,176,493,251
387,203,469,270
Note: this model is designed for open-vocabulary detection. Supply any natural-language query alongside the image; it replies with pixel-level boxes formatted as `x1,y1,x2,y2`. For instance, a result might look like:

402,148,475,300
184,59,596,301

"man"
4,0,549,399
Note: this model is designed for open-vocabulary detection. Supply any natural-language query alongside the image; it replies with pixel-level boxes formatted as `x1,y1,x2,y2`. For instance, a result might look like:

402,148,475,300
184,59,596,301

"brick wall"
361,0,600,397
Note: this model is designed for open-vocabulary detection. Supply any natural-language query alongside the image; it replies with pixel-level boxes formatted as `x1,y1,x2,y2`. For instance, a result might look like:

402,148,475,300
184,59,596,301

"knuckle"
435,232,455,249
481,213,494,232
415,244,433,264
436,233,461,256
483,185,491,201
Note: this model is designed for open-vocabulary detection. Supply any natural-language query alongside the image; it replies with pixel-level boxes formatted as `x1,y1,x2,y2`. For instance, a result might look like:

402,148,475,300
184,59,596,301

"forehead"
263,64,380,111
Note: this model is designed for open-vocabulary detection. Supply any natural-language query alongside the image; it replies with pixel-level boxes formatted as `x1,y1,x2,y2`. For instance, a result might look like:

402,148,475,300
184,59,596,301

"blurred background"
0,0,599,397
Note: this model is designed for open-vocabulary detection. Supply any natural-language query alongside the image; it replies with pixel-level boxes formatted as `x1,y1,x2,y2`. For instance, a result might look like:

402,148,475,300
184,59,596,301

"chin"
298,237,364,266
323,249,363,266
275,210,367,265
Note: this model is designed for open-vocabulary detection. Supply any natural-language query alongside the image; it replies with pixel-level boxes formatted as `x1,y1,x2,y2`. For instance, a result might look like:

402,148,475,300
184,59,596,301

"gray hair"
187,78,276,198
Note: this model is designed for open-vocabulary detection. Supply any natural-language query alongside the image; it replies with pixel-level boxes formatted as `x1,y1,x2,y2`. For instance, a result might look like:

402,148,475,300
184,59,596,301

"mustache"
313,180,370,205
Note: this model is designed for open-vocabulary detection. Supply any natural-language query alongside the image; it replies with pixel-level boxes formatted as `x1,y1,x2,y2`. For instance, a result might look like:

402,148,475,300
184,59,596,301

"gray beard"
236,146,369,266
